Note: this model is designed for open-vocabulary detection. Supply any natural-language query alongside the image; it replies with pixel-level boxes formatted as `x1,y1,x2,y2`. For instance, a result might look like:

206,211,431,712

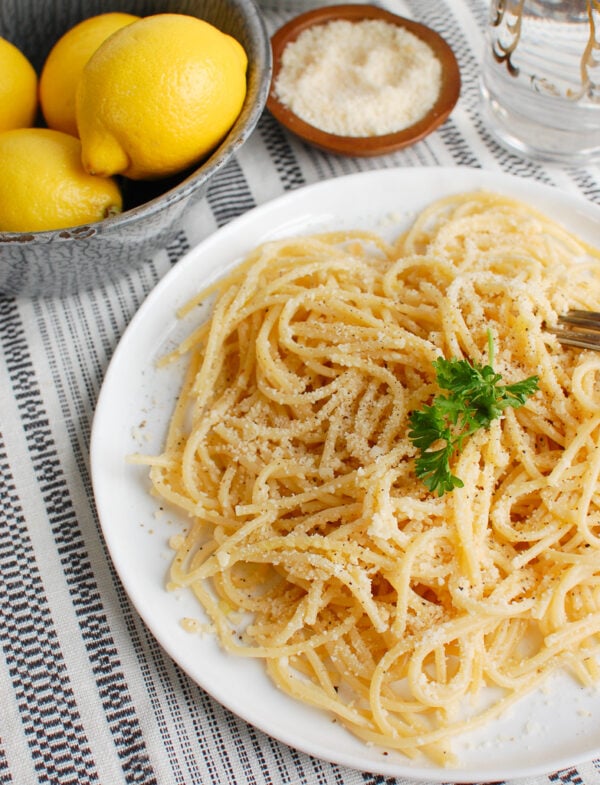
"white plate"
91,167,600,783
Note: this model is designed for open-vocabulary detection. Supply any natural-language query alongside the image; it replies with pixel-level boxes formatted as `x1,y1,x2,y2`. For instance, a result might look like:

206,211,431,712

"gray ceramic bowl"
0,0,271,297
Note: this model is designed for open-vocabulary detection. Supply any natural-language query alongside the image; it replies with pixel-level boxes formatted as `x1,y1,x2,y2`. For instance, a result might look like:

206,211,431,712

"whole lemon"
0,128,122,233
76,13,248,180
39,12,140,137
0,36,38,131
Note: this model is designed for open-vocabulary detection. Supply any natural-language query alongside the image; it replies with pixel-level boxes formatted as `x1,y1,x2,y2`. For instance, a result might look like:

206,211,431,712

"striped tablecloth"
1,1,599,784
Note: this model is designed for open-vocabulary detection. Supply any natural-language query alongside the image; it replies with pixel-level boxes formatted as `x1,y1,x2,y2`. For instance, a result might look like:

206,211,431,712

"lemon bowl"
0,0,271,298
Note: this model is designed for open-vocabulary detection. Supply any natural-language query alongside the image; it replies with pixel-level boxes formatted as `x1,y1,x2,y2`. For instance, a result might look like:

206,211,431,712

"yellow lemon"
0,128,122,232
0,36,38,131
76,13,248,180
39,12,140,137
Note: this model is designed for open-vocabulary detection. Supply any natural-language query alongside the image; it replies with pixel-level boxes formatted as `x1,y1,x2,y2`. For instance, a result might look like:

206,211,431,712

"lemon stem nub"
105,204,122,219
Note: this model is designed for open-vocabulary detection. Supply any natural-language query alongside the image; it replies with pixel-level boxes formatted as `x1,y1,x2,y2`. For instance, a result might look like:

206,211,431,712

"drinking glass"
480,0,600,165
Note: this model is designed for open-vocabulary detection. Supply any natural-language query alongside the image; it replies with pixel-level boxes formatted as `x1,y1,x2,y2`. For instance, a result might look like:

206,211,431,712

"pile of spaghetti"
142,192,600,765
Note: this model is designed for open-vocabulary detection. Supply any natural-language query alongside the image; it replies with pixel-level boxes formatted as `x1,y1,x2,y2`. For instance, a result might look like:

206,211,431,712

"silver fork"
547,310,600,350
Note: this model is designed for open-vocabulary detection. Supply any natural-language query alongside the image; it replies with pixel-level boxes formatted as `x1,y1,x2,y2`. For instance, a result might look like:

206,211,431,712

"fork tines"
548,310,600,350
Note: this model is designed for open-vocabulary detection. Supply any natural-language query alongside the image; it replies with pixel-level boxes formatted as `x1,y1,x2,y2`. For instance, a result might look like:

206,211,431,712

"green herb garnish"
408,332,539,496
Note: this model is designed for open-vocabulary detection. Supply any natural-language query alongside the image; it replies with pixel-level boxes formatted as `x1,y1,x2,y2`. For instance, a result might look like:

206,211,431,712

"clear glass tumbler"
480,0,600,165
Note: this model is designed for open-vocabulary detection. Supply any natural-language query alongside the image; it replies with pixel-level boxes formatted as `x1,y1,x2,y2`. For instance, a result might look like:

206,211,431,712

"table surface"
1,2,600,784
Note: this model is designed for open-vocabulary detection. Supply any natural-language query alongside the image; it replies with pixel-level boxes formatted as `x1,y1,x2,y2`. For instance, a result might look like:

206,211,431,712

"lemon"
0,128,122,232
0,36,38,131
76,13,248,180
39,12,140,137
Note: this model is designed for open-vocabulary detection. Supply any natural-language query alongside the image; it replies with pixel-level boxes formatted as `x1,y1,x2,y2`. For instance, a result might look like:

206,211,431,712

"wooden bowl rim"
266,3,461,157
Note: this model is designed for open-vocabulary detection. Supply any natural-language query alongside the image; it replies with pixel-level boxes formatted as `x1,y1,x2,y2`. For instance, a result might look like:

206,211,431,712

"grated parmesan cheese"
274,19,442,137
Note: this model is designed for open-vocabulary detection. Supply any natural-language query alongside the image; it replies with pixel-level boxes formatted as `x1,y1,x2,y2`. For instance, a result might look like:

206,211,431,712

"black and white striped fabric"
1,2,599,784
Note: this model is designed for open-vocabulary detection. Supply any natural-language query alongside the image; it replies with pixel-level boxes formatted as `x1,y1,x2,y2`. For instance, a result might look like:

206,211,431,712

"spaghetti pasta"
137,191,600,766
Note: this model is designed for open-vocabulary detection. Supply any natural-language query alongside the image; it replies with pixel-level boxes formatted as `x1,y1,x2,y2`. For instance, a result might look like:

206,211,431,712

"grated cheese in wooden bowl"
273,18,442,138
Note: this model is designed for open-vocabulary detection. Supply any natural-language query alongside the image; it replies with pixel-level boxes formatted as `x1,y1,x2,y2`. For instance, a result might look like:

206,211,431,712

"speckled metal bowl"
0,0,271,297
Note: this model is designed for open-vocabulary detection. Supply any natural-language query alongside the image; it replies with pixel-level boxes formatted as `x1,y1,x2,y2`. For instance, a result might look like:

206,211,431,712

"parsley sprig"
408,332,539,496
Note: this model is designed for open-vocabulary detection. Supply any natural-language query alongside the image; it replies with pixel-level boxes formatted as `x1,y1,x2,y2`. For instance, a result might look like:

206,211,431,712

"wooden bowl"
266,3,461,157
